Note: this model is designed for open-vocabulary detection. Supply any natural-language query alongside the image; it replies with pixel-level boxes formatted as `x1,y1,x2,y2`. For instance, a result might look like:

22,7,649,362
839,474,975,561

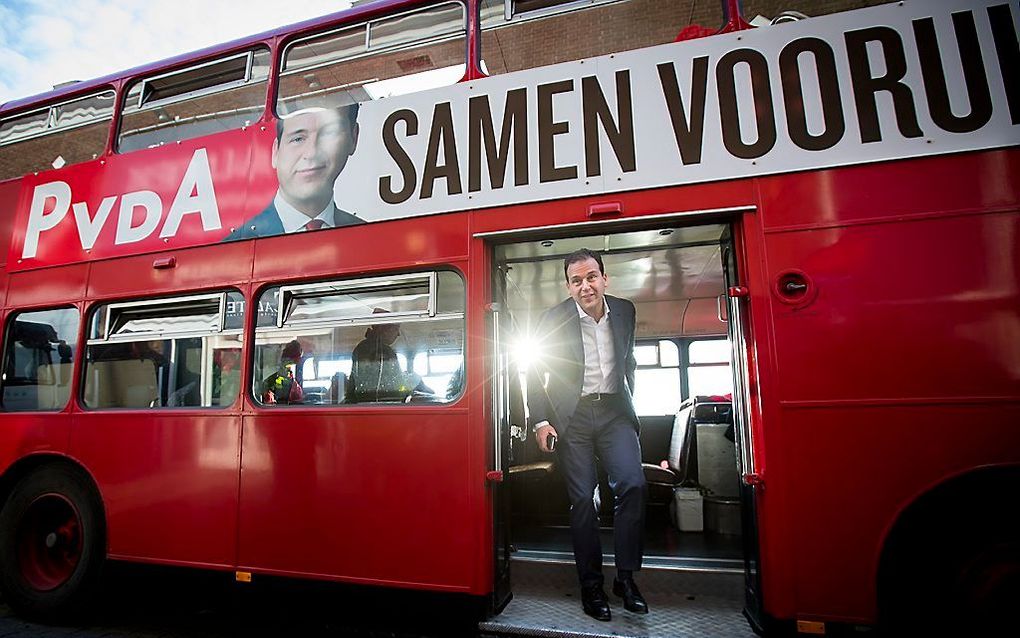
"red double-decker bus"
0,0,1016,634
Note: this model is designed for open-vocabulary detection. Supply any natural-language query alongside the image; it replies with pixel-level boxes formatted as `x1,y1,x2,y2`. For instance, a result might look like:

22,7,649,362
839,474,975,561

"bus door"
722,232,766,629
487,219,752,602
488,261,514,613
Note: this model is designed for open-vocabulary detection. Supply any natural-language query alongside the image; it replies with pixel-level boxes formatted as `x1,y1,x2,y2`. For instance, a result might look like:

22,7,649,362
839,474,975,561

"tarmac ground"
0,561,481,637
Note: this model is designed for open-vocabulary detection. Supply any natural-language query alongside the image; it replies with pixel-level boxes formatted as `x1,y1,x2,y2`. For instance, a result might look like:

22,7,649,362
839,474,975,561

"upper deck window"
0,91,114,182
479,0,680,76
118,48,270,153
278,2,466,114
84,291,245,409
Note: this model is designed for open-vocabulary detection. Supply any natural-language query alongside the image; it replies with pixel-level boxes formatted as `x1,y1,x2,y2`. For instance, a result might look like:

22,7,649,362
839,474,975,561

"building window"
1,308,79,412
253,270,465,406
83,291,244,409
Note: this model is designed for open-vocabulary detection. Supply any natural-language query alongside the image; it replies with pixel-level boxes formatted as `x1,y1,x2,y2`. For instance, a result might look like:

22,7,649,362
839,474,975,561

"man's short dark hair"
275,102,360,142
563,248,605,281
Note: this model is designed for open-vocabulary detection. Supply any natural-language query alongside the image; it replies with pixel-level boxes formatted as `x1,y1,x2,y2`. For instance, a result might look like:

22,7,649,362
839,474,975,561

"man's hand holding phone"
535,423,559,453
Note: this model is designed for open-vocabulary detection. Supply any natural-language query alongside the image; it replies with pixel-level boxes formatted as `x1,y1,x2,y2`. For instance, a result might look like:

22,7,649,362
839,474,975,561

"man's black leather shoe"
613,577,649,614
581,585,612,621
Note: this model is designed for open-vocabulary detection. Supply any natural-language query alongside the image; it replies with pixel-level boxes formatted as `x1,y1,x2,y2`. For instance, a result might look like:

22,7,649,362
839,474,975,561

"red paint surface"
0,146,1015,620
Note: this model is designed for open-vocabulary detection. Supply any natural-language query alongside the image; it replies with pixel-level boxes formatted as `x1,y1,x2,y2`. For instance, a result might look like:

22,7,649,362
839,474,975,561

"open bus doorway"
487,220,756,634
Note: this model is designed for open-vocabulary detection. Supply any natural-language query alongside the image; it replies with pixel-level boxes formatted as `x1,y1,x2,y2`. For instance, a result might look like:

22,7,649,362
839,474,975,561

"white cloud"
0,0,351,106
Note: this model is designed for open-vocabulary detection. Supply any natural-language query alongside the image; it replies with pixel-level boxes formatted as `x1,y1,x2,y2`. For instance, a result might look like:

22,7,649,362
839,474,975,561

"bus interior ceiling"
496,222,744,567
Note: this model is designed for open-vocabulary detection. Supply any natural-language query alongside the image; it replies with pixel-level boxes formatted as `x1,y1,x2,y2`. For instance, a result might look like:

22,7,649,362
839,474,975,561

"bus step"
480,559,756,637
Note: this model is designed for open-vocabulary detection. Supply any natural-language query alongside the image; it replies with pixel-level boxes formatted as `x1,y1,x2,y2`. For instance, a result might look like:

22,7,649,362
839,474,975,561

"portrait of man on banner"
223,101,364,241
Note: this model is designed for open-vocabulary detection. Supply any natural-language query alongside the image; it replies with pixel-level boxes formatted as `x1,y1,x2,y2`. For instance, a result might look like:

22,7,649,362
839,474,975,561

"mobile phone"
546,433,557,451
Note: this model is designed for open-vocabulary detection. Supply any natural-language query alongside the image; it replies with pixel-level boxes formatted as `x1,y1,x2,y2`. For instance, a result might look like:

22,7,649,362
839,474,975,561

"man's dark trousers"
560,393,645,587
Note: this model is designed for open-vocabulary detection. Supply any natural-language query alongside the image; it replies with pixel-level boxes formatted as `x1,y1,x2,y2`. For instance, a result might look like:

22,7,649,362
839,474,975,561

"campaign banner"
6,0,1019,272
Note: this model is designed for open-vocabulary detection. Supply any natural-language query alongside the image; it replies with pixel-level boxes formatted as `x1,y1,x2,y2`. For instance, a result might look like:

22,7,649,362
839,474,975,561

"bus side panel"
251,214,470,283
758,150,1020,230
7,264,88,309
0,178,18,271
237,410,477,591
755,154,1020,622
70,412,241,567
0,417,72,477
86,241,255,299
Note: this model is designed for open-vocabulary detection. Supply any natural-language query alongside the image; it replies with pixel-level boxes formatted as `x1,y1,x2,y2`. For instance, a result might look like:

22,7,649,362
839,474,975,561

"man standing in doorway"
527,248,647,622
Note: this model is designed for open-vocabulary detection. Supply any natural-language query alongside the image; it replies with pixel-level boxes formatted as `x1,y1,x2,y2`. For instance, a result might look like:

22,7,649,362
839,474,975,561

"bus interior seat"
330,372,347,404
88,360,158,408
642,401,698,491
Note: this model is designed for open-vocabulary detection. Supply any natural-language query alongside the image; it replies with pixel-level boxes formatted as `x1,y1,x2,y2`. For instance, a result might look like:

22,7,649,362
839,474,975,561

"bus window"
278,2,466,114
1,308,79,412
253,270,465,406
0,91,114,181
83,291,244,409
633,339,683,416
480,0,682,75
118,48,270,152
687,338,732,397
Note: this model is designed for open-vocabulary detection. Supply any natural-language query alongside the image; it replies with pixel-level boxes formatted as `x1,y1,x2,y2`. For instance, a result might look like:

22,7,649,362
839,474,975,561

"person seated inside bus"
261,340,304,404
222,104,364,241
348,315,433,403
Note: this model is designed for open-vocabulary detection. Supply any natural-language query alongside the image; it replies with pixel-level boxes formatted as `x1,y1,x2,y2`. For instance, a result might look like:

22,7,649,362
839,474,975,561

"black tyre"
880,485,1020,636
0,463,106,621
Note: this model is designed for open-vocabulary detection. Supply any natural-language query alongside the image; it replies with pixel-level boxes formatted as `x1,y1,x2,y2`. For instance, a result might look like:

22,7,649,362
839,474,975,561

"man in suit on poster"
224,104,364,241
527,248,647,622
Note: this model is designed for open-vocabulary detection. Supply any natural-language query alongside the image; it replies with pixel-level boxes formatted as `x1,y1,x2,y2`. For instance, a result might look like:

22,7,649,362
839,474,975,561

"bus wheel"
0,464,105,620
952,540,1020,633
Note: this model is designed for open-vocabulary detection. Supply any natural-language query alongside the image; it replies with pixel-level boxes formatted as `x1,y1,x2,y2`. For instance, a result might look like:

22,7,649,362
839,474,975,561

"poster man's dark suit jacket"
221,199,363,241
526,294,639,435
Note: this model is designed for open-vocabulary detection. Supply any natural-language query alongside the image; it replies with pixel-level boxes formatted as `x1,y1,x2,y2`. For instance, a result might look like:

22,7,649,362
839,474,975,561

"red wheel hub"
16,493,83,591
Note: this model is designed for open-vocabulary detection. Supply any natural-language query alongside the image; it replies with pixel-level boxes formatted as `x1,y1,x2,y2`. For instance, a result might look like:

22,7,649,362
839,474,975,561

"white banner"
334,0,1019,222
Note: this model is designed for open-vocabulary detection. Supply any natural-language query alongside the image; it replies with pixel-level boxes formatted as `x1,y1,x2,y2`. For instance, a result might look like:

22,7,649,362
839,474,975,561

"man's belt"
579,392,619,402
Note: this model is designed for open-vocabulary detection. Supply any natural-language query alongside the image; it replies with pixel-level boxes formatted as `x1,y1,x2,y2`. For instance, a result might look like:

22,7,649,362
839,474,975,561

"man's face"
565,257,608,318
272,109,357,214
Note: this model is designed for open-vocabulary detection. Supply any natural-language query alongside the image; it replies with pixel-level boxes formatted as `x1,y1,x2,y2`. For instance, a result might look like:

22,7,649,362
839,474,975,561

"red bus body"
0,0,1016,632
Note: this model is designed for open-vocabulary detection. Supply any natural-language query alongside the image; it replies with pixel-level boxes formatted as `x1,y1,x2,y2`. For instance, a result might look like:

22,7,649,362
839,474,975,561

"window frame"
117,47,270,153
82,290,244,411
632,338,684,417
91,292,229,344
252,268,467,408
133,52,255,111
1,306,81,413
276,272,438,330
683,336,733,399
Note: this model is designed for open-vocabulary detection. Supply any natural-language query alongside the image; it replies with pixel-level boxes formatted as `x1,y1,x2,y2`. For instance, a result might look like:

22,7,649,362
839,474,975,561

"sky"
0,0,353,106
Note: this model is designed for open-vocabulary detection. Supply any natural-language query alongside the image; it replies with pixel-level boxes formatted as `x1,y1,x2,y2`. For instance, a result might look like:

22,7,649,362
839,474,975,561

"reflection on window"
633,339,682,416
278,2,466,114
119,48,270,152
254,271,465,406
1,308,79,412
0,90,115,181
83,291,244,409
687,339,732,398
